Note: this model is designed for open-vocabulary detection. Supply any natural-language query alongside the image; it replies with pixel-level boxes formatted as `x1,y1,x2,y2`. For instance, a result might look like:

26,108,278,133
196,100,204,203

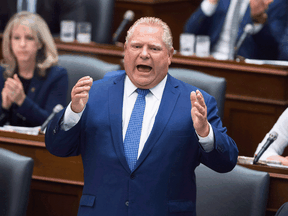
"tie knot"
137,88,150,97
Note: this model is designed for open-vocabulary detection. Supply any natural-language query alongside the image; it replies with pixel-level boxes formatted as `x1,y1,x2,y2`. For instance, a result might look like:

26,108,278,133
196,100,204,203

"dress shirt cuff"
197,123,214,152
201,0,218,17
252,23,263,34
62,102,85,131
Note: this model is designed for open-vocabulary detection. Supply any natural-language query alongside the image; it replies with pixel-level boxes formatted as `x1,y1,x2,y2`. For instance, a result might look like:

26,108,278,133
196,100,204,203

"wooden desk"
239,162,288,216
55,39,288,158
0,131,83,216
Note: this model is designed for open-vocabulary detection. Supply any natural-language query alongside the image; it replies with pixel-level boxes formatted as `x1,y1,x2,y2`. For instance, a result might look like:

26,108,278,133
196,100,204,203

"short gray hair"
125,17,173,50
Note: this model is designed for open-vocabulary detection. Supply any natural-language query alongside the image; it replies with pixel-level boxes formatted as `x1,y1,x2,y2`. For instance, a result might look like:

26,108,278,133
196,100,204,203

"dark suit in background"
0,0,85,34
184,0,287,60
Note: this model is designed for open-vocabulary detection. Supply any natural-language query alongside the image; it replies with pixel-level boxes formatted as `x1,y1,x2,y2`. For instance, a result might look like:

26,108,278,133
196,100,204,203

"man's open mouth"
137,65,152,72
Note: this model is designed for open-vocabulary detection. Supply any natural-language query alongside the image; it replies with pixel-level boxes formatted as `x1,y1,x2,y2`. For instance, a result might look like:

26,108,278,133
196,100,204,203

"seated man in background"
184,0,287,60
0,11,68,127
255,108,288,166
0,0,84,35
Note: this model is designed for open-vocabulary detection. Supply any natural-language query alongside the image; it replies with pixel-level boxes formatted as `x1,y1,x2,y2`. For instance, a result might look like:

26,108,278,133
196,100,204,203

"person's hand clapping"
4,74,26,107
191,90,209,137
250,0,273,24
1,86,12,110
71,76,93,113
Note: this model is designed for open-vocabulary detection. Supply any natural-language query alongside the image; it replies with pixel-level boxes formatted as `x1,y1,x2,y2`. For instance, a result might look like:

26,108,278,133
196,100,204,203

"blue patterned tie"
124,88,150,171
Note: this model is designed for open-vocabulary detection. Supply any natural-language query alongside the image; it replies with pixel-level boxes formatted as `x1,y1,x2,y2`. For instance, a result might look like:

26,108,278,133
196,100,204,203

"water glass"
60,20,76,42
180,33,195,56
195,35,210,57
77,22,92,43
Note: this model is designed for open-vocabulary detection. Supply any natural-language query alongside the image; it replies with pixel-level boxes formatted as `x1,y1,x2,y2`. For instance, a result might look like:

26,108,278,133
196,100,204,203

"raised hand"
4,74,26,106
71,76,93,113
1,87,12,110
250,0,273,24
190,90,209,137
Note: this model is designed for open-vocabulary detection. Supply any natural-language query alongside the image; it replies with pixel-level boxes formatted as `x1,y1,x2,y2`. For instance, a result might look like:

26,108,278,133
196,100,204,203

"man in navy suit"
184,0,287,60
45,17,238,216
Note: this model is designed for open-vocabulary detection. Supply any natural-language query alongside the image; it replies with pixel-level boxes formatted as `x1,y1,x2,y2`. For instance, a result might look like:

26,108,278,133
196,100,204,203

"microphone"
253,131,278,164
40,104,64,132
234,24,254,59
112,10,135,44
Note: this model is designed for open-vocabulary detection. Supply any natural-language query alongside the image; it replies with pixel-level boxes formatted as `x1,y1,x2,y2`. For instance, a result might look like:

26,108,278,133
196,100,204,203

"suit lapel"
108,74,131,173
134,74,180,171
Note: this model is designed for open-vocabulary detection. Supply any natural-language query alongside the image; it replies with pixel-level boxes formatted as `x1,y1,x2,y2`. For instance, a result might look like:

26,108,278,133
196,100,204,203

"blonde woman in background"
0,11,68,127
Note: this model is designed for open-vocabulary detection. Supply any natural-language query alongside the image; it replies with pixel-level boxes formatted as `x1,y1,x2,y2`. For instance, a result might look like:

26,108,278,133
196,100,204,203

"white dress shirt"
255,108,288,160
17,0,37,13
62,74,215,158
201,0,263,60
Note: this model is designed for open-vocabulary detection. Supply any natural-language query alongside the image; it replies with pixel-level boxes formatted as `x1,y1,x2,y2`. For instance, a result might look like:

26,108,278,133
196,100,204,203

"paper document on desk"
238,156,282,166
266,163,288,169
0,125,41,135
245,59,288,66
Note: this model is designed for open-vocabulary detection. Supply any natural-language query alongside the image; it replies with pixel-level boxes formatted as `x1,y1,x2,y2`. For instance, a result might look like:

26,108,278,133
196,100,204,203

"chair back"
83,0,115,44
195,164,270,216
58,54,121,105
0,148,34,216
168,68,226,120
275,202,288,216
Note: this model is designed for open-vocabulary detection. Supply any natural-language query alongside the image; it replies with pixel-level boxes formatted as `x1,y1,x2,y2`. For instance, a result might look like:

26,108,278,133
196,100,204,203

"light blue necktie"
124,88,150,171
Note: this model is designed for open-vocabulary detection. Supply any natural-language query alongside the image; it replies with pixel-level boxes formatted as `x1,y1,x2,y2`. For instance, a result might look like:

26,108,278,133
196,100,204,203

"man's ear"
168,47,174,65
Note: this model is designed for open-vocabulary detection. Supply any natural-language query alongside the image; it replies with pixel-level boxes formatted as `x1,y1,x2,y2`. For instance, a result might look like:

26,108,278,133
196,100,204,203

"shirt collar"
124,74,168,100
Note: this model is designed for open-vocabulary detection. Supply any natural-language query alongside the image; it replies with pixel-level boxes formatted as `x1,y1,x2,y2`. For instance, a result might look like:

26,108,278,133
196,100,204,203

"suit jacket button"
53,129,57,134
130,174,135,179
125,201,129,206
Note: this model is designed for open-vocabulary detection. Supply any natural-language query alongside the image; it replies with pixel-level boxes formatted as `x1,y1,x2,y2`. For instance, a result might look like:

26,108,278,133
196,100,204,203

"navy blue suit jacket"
184,0,287,60
0,66,68,126
45,72,238,216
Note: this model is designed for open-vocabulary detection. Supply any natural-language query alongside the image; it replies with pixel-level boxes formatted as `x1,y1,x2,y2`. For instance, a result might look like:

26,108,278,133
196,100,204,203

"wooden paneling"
26,179,83,216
